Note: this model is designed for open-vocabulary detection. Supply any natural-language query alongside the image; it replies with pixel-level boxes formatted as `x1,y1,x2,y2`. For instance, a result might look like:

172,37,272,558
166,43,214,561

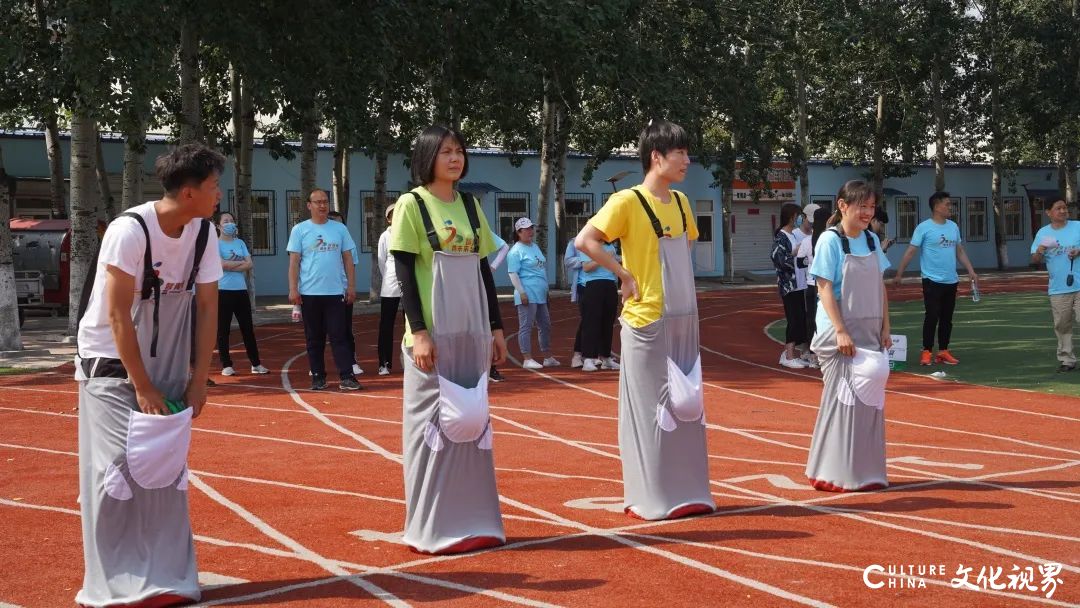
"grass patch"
768,290,1077,396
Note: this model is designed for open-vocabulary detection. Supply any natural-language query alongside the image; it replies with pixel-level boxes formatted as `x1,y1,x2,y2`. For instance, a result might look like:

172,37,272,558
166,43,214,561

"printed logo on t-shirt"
440,219,475,253
307,235,340,254
663,224,673,238
937,233,957,248
151,261,191,294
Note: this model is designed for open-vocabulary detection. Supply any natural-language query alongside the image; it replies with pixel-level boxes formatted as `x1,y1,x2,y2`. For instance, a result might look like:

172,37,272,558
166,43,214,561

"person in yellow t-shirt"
574,119,715,522
576,140,699,328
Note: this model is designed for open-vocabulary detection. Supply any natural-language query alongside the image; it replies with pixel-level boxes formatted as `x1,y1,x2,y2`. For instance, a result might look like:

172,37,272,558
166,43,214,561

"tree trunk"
178,17,203,145
43,114,65,218
872,90,886,201
794,22,810,207
95,130,117,221
332,127,350,217
0,144,22,350
1064,147,1078,215
68,113,101,335
121,117,146,210
931,53,947,192
988,0,1007,270
369,99,392,303
552,98,569,289
536,78,555,258
231,65,257,316
300,105,319,200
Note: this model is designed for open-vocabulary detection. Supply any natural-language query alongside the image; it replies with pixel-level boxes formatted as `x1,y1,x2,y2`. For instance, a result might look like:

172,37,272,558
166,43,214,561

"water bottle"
971,279,980,303
291,304,302,322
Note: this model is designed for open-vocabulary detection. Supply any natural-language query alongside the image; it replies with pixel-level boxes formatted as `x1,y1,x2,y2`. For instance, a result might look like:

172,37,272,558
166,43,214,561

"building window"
696,200,714,243
1003,197,1024,240
894,197,919,242
359,191,401,253
495,192,530,243
228,189,276,255
563,193,593,241
286,190,308,231
965,197,988,242
811,197,834,216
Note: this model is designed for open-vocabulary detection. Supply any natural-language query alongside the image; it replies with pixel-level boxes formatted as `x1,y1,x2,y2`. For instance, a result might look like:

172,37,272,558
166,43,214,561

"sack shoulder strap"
829,226,876,255
461,191,482,253
631,187,687,239
186,219,212,291
410,191,442,252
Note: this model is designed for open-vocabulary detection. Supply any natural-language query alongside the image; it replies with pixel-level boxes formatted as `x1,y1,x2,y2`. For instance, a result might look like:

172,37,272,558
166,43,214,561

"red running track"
0,276,1076,607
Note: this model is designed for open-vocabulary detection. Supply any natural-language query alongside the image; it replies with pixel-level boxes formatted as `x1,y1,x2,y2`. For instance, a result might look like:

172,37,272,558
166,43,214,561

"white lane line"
280,353,402,463
706,341,1080,423
0,497,562,608
188,473,408,607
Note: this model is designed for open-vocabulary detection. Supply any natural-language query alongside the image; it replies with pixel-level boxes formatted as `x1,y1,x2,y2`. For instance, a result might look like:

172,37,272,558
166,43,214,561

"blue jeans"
517,302,551,356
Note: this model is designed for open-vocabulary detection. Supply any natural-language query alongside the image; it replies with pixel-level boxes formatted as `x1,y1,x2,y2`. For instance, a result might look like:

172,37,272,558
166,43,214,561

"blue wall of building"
3,131,1073,296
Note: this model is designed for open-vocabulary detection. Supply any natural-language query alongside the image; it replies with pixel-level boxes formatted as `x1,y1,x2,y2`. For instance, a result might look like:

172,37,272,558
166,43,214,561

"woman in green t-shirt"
389,125,507,554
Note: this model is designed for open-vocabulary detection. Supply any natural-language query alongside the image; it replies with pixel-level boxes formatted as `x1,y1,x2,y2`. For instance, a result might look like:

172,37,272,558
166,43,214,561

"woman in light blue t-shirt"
508,217,557,370
216,212,267,376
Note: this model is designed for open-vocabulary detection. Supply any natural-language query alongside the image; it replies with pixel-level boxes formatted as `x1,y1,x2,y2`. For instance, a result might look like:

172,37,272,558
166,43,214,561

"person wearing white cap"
1030,196,1080,372
376,202,401,375
508,217,559,369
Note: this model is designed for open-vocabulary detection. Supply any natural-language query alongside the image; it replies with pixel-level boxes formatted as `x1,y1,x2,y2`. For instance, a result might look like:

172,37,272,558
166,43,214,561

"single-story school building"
2,129,1074,296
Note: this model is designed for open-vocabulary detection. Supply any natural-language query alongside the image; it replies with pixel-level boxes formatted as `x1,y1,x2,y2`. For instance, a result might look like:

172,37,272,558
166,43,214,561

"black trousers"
804,285,819,349
217,289,261,368
344,301,357,362
782,290,808,346
922,279,958,351
377,296,401,368
573,295,583,353
301,295,355,380
581,279,618,359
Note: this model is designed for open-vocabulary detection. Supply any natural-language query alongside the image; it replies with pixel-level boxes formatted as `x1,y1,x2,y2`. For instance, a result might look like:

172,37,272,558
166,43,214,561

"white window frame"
1003,197,1024,240
228,189,276,256
360,191,401,253
895,197,919,243
563,193,593,242
496,192,531,244
965,197,989,242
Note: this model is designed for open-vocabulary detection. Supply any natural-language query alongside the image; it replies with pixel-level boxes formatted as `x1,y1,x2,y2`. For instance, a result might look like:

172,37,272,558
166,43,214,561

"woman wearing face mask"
216,212,267,376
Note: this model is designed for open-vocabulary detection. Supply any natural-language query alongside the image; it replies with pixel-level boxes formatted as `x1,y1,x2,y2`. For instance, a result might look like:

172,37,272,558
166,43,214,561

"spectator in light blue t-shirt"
287,189,361,391
508,217,557,370
578,242,620,372
1030,197,1080,372
892,191,978,366
215,212,267,377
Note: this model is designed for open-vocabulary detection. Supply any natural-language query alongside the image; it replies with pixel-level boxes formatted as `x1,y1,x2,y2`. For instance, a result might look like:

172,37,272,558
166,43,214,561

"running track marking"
187,473,407,607
276,352,841,607
756,320,1080,421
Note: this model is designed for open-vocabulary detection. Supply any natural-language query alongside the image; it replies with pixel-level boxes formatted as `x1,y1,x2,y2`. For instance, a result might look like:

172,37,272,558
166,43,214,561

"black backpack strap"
865,230,876,252
461,191,482,253
119,212,162,357
411,191,441,252
672,191,688,234
631,188,665,239
830,226,851,255
185,219,212,291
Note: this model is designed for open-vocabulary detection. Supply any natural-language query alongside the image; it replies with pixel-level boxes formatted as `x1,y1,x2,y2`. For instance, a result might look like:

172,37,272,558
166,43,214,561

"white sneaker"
221,366,236,376
805,354,820,369
251,365,269,374
542,357,560,367
571,352,584,368
601,357,620,370
378,365,390,376
779,353,809,369
352,363,364,376
582,359,599,372
522,358,543,370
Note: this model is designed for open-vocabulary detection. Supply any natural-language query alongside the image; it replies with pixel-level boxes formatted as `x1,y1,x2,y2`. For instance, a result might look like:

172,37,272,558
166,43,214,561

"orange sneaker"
919,350,933,366
936,350,960,365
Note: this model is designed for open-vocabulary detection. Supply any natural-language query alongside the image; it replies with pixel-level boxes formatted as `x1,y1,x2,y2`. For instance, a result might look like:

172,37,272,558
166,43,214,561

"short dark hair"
778,203,802,235
155,144,226,195
638,119,690,173
410,125,469,186
308,188,330,202
929,191,950,211
873,207,889,224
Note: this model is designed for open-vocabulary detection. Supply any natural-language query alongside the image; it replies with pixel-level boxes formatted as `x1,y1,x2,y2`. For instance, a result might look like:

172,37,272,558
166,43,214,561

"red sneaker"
936,350,960,365
919,350,933,366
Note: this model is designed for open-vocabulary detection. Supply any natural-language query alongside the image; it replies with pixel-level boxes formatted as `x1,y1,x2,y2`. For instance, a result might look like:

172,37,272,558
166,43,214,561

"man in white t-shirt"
73,144,225,607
